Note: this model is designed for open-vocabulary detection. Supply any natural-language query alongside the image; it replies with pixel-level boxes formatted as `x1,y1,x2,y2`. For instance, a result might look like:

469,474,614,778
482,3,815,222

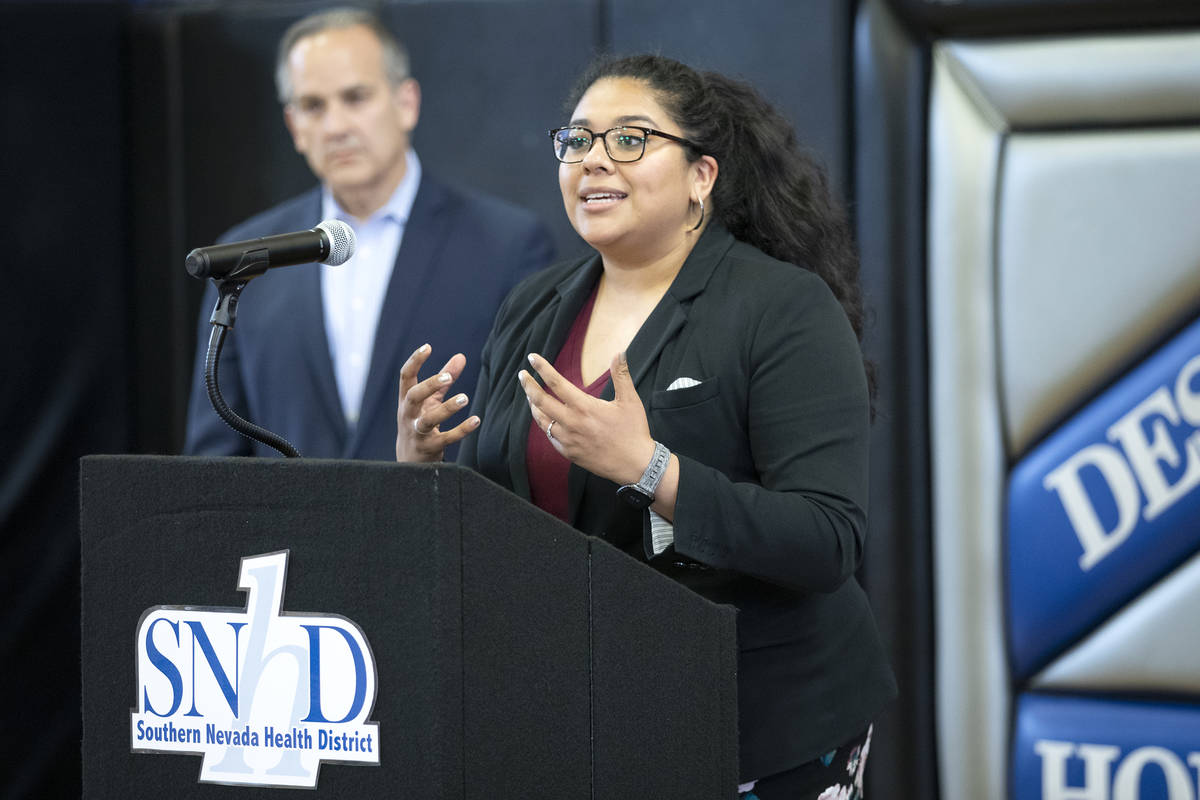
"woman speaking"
397,55,896,799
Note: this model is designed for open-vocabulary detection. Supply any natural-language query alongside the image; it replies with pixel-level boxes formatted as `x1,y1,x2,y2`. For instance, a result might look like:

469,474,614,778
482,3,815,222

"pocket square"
667,377,700,390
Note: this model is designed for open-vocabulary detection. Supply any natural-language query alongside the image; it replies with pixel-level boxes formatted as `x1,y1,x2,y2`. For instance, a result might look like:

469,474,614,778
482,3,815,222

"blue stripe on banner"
1012,692,1200,800
1006,315,1200,679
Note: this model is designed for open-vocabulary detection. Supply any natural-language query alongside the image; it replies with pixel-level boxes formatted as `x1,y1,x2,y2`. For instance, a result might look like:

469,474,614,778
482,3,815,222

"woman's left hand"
519,350,656,487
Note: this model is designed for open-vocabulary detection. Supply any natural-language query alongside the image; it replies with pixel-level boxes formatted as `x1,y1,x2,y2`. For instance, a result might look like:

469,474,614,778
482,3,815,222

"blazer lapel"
294,193,349,448
347,176,451,456
569,290,689,528
506,255,605,502
624,225,733,393
567,226,735,523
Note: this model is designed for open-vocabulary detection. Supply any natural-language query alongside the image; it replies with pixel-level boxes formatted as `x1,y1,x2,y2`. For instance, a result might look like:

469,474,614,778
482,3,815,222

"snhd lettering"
130,551,380,788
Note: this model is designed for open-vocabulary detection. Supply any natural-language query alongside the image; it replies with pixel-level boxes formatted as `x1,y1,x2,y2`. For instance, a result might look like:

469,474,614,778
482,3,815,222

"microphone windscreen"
317,219,356,266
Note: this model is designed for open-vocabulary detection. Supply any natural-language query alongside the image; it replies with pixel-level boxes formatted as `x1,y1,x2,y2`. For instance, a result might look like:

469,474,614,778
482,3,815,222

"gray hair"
275,7,411,104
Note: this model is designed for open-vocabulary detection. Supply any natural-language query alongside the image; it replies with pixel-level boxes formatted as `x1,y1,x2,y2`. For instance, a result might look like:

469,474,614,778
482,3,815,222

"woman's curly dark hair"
566,54,874,404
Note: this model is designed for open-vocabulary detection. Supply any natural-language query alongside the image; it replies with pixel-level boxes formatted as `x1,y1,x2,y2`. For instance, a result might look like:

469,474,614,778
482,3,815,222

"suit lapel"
294,193,349,447
348,176,452,456
569,292,690,528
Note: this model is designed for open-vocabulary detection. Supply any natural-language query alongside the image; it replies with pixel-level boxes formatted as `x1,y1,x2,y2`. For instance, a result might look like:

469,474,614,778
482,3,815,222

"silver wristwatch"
616,441,671,510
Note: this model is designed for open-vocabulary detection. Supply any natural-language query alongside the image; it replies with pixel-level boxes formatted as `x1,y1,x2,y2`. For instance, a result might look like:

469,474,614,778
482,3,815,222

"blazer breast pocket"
651,376,721,410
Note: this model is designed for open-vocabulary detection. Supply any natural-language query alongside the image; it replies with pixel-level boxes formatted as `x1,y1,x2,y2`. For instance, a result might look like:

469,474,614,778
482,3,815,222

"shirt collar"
321,149,422,227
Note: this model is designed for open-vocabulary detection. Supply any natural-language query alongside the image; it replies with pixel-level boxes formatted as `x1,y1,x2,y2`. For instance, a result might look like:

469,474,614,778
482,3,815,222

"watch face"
617,484,652,509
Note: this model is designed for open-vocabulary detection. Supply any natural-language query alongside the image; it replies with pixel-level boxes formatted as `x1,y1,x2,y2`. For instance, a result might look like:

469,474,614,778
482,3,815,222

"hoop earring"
688,197,705,232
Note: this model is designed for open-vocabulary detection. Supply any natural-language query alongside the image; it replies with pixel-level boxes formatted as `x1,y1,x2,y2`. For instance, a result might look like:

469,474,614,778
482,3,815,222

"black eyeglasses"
548,126,700,163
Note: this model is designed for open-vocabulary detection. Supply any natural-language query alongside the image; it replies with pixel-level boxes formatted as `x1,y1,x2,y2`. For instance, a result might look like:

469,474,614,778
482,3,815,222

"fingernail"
438,372,452,384
527,353,539,367
415,343,430,356
468,416,480,428
455,394,468,406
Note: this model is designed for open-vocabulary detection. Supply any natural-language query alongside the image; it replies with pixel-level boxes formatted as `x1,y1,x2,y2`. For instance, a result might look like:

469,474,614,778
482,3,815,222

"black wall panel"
890,0,1200,37
0,4,130,798
396,0,597,261
177,10,314,256
854,1,937,798
128,9,193,456
608,0,854,196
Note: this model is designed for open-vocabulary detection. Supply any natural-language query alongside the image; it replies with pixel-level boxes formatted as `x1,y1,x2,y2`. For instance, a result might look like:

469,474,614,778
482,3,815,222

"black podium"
81,456,738,798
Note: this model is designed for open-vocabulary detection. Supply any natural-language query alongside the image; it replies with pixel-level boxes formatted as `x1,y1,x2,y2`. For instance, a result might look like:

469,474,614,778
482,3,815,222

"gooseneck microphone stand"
188,220,355,458
204,279,302,458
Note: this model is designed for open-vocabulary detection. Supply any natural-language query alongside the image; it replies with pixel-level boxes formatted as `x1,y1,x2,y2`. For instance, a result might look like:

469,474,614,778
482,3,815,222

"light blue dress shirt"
320,150,422,425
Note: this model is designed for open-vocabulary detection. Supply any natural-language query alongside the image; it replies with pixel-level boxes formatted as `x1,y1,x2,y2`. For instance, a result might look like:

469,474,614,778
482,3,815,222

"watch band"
618,441,671,508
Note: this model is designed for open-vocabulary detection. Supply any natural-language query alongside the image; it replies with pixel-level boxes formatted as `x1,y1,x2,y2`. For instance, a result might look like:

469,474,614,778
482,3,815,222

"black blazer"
460,225,896,779
184,172,553,460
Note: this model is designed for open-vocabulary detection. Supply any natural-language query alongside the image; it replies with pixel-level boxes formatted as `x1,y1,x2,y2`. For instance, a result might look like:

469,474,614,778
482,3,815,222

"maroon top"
525,287,610,522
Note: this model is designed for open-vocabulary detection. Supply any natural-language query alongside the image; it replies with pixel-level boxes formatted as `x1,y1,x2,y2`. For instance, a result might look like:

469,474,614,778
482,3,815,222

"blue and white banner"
130,550,380,788
1013,692,1200,800
1007,318,1200,678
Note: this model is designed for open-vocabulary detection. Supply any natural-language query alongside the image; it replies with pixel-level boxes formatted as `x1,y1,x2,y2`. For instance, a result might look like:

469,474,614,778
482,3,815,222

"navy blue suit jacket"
184,173,553,460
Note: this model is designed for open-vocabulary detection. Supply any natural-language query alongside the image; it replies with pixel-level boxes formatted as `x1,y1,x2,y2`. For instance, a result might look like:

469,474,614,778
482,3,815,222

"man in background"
185,7,553,459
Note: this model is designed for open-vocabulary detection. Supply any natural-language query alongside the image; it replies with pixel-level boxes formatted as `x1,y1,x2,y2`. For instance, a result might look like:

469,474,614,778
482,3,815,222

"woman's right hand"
395,344,480,462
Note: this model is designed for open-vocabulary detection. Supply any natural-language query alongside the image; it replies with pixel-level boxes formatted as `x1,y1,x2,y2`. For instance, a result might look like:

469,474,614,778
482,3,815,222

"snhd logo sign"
131,550,380,788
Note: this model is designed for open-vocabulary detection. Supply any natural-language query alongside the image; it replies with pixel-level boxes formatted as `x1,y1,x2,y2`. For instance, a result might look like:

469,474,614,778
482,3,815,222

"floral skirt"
738,724,874,800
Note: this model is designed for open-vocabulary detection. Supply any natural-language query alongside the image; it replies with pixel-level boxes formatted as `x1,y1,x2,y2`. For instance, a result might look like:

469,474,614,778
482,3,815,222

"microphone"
185,219,356,280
